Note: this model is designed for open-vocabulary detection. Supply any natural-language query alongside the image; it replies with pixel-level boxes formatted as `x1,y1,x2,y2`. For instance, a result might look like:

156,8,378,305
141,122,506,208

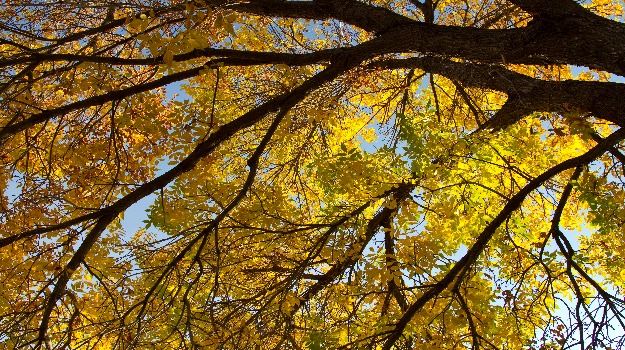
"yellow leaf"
163,50,174,67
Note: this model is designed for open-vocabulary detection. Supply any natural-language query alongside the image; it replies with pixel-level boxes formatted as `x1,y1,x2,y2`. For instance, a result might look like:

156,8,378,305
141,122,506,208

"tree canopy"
1,0,625,348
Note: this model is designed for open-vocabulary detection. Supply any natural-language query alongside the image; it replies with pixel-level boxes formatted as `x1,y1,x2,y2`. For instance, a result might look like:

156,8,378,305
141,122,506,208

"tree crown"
1,0,625,348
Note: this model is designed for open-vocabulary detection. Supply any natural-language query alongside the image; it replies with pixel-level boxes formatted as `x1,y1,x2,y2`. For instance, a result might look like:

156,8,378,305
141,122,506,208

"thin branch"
381,128,625,349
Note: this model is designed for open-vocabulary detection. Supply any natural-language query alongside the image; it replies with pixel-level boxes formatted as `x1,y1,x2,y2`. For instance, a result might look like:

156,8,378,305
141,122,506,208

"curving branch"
294,183,414,313
34,54,359,344
381,128,625,349
0,53,335,143
372,56,625,128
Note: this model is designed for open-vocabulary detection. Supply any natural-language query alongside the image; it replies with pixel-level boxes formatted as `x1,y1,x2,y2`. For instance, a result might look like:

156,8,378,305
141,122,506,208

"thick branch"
508,0,595,17
228,0,625,76
0,47,336,69
6,19,625,142
222,0,416,34
374,57,625,128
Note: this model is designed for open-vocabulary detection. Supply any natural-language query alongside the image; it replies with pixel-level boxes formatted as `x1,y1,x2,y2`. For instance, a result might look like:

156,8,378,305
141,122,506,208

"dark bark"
374,57,625,128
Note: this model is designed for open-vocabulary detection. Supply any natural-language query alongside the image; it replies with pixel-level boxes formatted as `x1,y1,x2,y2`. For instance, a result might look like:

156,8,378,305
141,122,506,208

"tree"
1,0,625,348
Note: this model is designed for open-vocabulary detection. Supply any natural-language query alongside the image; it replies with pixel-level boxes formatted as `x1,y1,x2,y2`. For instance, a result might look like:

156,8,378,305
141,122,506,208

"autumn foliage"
1,0,625,348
